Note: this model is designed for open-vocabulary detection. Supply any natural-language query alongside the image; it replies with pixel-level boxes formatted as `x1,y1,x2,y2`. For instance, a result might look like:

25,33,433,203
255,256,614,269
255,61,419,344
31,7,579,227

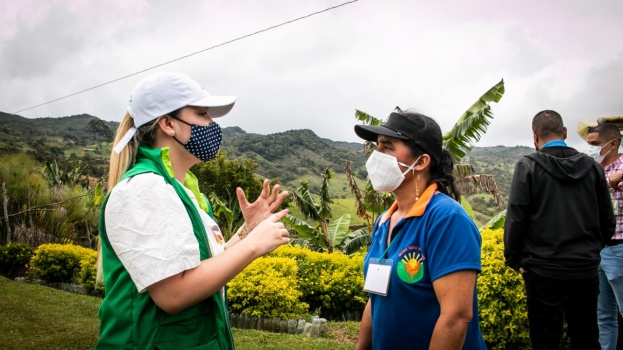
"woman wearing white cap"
96,72,290,349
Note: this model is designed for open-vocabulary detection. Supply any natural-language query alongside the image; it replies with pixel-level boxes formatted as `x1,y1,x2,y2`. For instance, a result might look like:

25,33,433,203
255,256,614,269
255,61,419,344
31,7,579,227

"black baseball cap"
354,111,443,163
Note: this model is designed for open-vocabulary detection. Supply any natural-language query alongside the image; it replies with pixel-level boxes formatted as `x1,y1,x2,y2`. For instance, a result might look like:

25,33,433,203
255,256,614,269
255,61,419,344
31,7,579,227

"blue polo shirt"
363,184,486,349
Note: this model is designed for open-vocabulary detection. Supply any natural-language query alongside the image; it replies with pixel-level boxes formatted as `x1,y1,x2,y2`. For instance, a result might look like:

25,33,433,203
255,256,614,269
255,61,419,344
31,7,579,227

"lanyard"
380,227,403,260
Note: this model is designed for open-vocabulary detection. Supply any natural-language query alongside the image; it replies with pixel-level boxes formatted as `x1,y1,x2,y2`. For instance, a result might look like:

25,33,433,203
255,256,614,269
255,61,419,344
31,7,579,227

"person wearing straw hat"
587,122,623,350
96,72,290,350
354,110,486,349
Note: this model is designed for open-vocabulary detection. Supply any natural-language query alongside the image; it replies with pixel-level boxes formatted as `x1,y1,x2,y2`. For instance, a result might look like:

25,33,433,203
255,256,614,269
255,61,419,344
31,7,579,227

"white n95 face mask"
365,150,418,192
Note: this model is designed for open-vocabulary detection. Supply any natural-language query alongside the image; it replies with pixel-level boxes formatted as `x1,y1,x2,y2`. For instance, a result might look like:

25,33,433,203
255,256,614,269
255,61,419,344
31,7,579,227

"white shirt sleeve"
105,173,200,293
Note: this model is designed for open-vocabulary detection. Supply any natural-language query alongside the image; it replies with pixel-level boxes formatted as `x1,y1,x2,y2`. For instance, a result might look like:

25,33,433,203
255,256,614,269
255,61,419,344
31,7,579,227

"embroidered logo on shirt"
209,224,224,245
397,247,425,284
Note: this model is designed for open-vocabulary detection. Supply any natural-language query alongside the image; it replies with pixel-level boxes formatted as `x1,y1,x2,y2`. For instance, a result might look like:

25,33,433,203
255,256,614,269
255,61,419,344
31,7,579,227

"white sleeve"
104,173,200,293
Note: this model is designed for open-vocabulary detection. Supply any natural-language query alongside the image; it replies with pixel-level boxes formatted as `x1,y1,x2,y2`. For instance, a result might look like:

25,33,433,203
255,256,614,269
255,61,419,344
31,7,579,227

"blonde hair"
108,112,138,190
96,112,162,287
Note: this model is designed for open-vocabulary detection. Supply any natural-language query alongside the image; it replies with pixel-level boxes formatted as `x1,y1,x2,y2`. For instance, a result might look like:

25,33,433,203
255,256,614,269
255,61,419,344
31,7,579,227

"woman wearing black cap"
354,110,486,349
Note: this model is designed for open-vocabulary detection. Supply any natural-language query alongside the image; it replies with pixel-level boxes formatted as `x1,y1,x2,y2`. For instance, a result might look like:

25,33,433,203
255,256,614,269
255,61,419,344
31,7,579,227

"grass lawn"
0,276,359,349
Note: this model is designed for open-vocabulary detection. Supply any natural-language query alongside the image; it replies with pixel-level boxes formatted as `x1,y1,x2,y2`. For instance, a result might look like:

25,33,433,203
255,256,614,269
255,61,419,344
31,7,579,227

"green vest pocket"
153,313,221,350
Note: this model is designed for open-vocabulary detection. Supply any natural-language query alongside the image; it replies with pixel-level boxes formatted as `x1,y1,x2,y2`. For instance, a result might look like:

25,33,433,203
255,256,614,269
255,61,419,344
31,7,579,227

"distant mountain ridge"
0,112,118,140
0,112,533,200
0,112,369,185
220,127,368,183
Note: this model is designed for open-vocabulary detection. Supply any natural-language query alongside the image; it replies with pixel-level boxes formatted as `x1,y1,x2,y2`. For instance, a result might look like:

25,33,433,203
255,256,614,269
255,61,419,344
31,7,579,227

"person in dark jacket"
504,110,615,350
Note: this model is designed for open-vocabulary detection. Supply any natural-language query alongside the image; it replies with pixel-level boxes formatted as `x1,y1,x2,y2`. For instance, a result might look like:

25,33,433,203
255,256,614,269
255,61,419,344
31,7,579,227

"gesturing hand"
237,179,288,231
246,209,291,256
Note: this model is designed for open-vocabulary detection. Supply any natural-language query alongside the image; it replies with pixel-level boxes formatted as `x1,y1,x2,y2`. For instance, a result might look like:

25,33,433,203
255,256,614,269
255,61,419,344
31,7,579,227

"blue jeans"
598,245,623,350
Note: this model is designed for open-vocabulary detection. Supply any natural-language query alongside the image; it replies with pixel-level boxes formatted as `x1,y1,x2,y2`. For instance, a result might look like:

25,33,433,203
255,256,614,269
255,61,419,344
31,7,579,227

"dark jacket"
504,145,615,279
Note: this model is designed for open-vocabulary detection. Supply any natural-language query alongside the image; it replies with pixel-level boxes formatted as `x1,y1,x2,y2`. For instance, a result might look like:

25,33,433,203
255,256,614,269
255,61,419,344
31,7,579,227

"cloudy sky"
2,0,622,150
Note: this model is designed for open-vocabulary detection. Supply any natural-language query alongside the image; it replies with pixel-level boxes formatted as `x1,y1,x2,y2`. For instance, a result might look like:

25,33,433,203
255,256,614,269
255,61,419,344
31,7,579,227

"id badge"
363,258,393,296
613,199,619,215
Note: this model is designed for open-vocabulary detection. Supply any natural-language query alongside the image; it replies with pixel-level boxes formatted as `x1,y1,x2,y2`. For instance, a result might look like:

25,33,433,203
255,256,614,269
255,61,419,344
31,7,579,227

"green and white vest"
96,145,234,350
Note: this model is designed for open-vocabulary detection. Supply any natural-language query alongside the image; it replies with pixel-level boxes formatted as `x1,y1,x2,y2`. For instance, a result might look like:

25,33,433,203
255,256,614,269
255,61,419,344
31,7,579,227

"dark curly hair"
396,110,461,202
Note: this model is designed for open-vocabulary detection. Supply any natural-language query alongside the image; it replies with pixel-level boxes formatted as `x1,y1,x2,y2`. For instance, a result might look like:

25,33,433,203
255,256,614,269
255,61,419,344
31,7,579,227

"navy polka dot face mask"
174,120,222,162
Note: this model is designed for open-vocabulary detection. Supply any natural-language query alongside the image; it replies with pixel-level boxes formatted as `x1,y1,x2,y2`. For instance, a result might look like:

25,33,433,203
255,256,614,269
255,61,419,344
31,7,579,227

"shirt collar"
380,183,438,224
541,140,567,149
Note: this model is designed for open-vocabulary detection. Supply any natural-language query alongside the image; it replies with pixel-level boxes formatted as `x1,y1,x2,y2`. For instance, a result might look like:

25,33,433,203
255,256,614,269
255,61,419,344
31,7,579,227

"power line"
13,0,358,114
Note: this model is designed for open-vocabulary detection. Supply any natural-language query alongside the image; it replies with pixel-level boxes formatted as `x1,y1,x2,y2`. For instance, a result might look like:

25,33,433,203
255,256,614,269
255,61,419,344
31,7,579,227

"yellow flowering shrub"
0,243,33,278
76,249,104,296
30,243,95,284
477,228,530,349
270,245,367,319
227,245,367,320
228,256,309,319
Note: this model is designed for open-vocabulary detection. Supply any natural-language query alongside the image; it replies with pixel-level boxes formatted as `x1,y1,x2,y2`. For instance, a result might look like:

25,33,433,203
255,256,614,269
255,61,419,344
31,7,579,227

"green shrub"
477,228,530,349
228,256,308,319
30,243,95,283
0,243,33,278
77,250,104,296
271,245,367,319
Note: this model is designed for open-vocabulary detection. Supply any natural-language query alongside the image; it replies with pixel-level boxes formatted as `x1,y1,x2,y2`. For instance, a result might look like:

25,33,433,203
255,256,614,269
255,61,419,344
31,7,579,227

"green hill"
463,145,534,200
220,128,367,183
0,111,117,143
0,112,533,225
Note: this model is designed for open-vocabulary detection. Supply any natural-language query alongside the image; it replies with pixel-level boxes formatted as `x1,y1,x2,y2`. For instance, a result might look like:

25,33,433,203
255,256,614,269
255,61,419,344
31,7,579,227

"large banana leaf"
454,164,475,179
283,214,317,238
442,79,505,164
340,227,372,255
327,213,351,247
460,196,475,220
355,109,383,126
93,182,103,206
209,192,234,223
481,209,506,230
290,181,322,222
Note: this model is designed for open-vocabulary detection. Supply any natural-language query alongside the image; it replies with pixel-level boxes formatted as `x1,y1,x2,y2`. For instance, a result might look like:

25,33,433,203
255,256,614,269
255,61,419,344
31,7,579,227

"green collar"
159,147,210,214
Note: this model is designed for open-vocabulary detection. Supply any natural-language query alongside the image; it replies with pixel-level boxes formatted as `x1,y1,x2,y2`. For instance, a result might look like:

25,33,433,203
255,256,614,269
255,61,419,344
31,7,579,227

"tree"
85,118,114,147
192,152,264,239
192,152,263,202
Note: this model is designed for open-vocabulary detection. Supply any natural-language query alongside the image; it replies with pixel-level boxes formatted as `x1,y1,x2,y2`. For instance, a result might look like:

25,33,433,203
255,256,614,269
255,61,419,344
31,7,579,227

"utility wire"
13,0,358,114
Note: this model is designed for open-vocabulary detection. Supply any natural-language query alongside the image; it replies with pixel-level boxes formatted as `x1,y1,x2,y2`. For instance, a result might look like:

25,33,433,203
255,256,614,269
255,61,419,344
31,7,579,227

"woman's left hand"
237,179,289,231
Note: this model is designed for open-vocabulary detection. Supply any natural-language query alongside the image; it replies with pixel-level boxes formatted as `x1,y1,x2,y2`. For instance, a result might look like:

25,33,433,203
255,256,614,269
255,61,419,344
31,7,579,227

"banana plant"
287,168,372,254
284,211,365,254
208,191,242,240
43,159,84,188
288,170,335,252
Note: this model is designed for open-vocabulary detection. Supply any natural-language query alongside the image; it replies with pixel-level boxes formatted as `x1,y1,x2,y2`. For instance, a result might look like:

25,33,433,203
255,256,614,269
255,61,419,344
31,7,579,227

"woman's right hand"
244,209,290,256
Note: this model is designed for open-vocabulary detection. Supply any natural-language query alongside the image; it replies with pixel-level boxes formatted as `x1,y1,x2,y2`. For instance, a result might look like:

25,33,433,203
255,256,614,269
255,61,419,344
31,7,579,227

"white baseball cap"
113,72,236,154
